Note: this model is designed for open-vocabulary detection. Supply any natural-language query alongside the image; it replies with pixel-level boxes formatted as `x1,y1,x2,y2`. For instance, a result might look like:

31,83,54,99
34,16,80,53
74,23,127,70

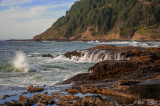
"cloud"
0,0,77,40
0,0,33,6
0,18,57,40
0,2,73,21
0,6,65,39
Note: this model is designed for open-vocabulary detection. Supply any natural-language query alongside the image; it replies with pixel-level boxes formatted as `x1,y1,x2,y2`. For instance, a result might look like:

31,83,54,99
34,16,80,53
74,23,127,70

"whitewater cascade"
68,50,129,63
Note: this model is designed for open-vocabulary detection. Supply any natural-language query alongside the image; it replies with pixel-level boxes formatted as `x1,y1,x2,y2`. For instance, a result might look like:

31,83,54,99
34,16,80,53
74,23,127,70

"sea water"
0,40,160,103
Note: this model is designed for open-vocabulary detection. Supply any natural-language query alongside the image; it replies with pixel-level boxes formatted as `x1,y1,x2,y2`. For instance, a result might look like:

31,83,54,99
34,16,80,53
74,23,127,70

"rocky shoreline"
1,45,160,106
6,39,160,42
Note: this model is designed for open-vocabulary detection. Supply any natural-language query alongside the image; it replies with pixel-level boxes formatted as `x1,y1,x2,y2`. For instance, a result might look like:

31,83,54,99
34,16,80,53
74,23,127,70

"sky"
0,0,77,40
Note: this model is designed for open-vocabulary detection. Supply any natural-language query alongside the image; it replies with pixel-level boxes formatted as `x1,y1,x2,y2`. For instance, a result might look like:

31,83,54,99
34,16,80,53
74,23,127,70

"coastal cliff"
33,0,160,41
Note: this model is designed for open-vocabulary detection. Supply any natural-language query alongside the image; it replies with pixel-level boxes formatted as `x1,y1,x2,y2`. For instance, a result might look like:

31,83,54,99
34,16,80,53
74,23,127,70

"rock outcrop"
42,54,54,58
63,45,160,63
27,85,44,93
62,45,160,82
1,94,17,100
1,45,160,106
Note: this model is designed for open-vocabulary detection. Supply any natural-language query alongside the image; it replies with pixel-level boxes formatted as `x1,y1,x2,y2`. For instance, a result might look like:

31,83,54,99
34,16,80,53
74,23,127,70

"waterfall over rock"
64,50,129,63
63,45,158,63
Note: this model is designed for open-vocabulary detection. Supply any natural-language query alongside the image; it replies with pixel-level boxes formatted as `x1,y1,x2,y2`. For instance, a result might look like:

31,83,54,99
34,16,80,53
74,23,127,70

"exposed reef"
1,45,160,105
62,45,160,82
27,85,44,93
63,45,160,62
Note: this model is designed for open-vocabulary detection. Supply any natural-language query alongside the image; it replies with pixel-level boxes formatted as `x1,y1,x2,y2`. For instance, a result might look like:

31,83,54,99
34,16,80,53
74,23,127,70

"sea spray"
12,51,30,72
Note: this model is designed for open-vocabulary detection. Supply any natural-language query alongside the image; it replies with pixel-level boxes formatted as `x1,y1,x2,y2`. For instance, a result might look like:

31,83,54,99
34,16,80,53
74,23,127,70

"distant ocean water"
0,40,160,101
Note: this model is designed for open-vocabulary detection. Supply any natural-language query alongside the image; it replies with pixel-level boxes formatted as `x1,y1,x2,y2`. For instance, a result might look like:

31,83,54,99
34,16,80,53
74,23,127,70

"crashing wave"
63,50,129,63
12,51,37,72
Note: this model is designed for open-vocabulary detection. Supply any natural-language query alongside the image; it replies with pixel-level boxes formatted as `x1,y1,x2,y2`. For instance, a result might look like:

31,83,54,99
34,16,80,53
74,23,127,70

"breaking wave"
85,40,159,47
12,51,37,72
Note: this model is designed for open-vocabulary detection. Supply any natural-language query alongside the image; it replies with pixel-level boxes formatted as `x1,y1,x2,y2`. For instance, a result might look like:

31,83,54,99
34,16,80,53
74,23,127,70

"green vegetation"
151,34,160,39
34,0,160,40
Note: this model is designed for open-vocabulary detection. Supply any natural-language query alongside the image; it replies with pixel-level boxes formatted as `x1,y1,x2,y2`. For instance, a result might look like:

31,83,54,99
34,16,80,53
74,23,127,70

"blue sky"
0,0,77,40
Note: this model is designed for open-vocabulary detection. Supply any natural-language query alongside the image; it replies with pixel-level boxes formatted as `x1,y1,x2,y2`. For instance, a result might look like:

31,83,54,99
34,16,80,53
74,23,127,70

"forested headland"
34,0,160,41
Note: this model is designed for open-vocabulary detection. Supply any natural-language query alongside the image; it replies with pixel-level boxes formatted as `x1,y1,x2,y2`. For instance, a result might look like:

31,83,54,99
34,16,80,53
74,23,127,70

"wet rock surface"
61,73,89,84
2,82,160,106
59,45,160,105
1,45,160,105
114,80,140,86
27,85,44,93
63,45,160,62
21,92,28,95
61,45,160,84
1,93,55,106
1,94,17,100
88,54,160,80
42,54,54,58
64,84,135,99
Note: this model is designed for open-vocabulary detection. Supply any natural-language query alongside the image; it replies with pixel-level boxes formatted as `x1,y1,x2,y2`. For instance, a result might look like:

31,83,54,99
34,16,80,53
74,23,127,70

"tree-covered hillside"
34,0,160,41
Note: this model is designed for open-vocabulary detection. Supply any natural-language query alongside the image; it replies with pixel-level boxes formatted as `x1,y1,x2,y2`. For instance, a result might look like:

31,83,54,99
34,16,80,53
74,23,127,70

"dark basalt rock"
43,92,48,95
62,45,160,83
55,94,116,106
80,84,101,94
1,45,160,106
63,45,160,63
42,54,54,58
61,73,89,84
115,80,140,86
88,60,160,80
2,101,21,106
38,103,47,106
2,94,17,100
64,50,84,59
88,45,117,50
0,93,54,106
27,85,44,93
19,95,29,102
86,46,160,80
17,94,55,105
2,95,11,100
21,92,28,95
67,87,80,94
88,61,137,75
82,95,116,106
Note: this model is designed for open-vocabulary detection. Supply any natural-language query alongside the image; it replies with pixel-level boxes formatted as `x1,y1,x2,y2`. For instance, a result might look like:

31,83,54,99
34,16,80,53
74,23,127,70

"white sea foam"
12,51,37,72
86,41,130,45
82,40,158,47
1,41,160,92
87,40,100,44
128,41,155,47
104,41,130,45
12,51,30,72
69,50,127,63
48,50,127,63
46,55,71,63
42,41,55,42
41,51,127,63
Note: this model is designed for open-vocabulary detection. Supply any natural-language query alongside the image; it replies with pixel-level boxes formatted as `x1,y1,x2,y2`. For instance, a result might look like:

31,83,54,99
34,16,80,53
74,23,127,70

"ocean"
0,40,160,103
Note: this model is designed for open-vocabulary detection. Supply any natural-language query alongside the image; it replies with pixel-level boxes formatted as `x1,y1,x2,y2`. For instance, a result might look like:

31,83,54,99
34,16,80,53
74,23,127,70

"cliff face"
33,0,160,41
